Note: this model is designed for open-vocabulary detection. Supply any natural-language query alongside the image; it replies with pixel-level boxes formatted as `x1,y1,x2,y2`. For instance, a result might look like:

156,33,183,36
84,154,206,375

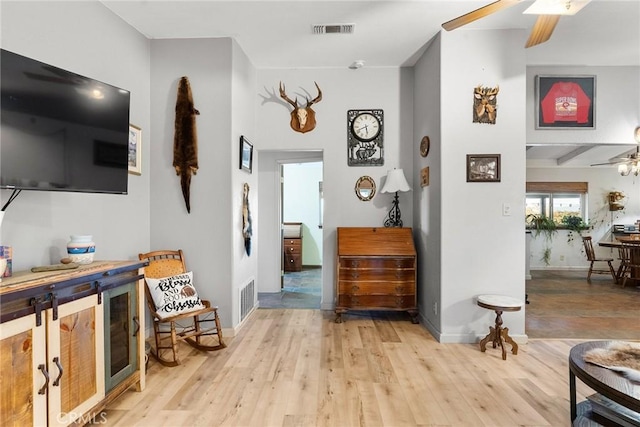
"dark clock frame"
347,109,384,167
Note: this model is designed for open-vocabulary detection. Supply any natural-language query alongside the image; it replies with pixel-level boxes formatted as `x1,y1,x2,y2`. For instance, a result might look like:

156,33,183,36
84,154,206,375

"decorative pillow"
145,271,205,319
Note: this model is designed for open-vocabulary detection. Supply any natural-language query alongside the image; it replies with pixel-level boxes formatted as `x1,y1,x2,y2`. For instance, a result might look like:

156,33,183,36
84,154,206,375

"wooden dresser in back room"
335,227,418,323
283,222,303,272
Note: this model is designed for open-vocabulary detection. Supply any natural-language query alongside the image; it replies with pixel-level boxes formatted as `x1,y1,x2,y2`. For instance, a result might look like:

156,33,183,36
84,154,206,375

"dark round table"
569,341,640,423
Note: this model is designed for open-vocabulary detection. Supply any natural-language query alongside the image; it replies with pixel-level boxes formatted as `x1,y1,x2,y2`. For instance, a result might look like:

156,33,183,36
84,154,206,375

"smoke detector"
312,24,355,34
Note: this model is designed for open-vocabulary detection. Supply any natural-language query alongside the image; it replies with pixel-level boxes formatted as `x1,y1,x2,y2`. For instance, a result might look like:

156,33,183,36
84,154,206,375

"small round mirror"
355,176,376,201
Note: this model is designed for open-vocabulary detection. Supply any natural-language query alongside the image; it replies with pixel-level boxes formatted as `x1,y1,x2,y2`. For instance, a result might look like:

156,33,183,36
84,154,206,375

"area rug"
584,341,640,383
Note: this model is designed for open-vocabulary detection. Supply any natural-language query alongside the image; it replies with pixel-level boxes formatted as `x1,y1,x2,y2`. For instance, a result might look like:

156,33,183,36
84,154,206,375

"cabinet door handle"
133,316,140,336
38,364,49,395
52,356,63,387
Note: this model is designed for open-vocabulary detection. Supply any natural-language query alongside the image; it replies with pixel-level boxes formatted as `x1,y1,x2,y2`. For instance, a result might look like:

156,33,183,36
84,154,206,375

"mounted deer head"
279,81,322,133
473,85,499,124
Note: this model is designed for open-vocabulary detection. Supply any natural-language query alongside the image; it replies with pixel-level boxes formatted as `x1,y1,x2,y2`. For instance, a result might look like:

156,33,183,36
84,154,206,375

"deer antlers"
279,81,322,133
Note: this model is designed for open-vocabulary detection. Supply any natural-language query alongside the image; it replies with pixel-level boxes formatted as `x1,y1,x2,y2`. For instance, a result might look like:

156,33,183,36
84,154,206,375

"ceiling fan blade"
590,160,631,166
525,15,561,48
442,0,521,31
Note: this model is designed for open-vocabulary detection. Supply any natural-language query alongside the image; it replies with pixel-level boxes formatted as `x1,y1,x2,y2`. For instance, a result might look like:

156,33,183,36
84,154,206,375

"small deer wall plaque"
473,85,499,124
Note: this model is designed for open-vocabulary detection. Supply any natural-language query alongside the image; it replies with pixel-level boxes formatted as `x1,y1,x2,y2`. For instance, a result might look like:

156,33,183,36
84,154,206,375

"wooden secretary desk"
335,227,418,323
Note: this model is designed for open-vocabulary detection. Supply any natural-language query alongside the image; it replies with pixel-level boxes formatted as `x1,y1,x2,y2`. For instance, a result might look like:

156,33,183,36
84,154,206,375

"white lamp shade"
380,168,411,193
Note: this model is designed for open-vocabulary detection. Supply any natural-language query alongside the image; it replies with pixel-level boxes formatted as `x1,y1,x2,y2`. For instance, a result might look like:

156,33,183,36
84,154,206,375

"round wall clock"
420,136,430,157
635,126,640,143
347,109,384,166
351,111,381,142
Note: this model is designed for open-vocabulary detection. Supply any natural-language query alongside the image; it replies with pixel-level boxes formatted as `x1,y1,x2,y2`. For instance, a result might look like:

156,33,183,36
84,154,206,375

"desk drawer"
339,281,414,295
284,238,301,248
340,257,414,269
337,294,416,309
284,244,301,255
338,268,414,282
284,254,302,272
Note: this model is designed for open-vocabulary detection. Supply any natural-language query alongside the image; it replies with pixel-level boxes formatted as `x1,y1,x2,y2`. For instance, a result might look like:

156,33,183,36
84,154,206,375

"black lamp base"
383,192,403,228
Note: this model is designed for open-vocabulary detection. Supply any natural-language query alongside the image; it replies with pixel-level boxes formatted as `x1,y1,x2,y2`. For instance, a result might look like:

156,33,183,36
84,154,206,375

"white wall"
231,40,259,326
527,166,640,269
429,29,528,343
1,1,151,269
149,38,257,329
527,66,640,146
256,68,414,309
413,35,442,334
525,65,640,271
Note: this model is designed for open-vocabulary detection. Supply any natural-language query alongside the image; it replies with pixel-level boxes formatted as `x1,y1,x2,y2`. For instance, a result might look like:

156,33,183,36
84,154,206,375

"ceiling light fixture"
348,60,365,70
524,0,591,16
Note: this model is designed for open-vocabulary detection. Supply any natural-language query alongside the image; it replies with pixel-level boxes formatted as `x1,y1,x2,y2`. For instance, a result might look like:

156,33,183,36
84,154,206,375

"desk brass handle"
351,285,360,292
351,272,359,279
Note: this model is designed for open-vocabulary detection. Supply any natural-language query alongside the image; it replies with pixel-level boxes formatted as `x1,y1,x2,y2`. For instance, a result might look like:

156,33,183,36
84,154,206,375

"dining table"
598,236,640,284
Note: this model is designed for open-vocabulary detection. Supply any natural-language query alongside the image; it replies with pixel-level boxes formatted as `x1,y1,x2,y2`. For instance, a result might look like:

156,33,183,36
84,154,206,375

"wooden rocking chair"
139,249,226,366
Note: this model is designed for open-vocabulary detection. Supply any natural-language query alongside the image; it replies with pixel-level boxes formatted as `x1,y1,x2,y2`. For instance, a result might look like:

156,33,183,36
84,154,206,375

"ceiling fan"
591,147,640,176
590,127,640,175
441,0,592,48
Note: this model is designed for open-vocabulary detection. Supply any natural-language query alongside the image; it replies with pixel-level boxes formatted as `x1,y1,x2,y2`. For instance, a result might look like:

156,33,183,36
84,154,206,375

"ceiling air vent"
312,24,355,35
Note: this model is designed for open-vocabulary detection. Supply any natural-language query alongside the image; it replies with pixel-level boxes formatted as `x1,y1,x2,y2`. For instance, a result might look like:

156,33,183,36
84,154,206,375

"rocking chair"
139,249,226,366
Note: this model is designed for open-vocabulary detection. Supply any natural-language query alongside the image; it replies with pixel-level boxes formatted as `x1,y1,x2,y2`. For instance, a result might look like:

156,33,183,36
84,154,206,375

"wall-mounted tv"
1,49,130,195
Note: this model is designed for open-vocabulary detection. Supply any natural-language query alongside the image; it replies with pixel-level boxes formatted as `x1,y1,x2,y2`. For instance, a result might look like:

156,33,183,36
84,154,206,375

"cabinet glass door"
104,282,138,393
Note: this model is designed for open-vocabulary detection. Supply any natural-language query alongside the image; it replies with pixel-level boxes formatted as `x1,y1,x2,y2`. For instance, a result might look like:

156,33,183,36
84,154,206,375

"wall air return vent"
312,24,355,34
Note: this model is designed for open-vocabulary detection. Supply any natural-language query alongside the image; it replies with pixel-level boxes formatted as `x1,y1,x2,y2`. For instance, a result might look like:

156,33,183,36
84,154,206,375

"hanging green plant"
561,215,590,244
526,213,557,241
541,247,552,266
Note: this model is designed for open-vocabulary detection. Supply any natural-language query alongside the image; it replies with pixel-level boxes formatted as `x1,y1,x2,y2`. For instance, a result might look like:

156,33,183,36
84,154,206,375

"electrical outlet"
559,255,565,261
433,301,438,315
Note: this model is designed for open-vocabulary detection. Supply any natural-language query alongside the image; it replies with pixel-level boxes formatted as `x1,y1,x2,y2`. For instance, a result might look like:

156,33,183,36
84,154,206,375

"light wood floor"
102,270,639,426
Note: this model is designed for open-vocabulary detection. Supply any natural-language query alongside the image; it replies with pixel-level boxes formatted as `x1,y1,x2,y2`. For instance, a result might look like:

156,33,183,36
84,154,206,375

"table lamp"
380,168,411,227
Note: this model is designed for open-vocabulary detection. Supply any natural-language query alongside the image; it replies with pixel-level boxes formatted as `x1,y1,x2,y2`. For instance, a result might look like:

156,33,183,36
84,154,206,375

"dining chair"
617,242,640,287
581,236,616,283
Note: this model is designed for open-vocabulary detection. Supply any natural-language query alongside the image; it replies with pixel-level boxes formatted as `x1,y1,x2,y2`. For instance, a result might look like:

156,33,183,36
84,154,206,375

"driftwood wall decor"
473,85,499,124
242,183,253,256
279,81,322,133
173,76,200,213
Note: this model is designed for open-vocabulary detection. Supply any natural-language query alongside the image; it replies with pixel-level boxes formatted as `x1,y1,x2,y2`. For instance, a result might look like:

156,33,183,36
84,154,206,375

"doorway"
257,155,324,309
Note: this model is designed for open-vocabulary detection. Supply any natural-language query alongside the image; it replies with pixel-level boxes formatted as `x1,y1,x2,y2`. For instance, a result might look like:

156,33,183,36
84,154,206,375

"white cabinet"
0,261,145,426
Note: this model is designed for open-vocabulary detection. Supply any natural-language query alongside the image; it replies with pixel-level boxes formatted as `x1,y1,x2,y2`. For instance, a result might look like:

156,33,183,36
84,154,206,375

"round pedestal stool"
477,294,524,360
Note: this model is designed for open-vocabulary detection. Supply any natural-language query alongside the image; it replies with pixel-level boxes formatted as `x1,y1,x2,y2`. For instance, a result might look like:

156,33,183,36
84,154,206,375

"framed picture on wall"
128,124,142,175
535,75,596,129
239,135,253,173
466,154,501,183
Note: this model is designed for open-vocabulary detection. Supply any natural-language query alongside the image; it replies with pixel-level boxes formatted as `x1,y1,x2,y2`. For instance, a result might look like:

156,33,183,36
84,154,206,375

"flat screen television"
1,49,130,195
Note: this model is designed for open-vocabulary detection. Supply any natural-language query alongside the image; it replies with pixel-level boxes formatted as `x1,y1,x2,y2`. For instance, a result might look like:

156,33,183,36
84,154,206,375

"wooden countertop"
0,260,144,294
